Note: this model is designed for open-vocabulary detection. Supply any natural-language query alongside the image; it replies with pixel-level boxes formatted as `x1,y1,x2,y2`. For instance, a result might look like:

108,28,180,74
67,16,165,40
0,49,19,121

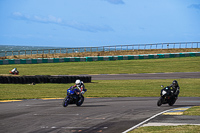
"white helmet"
75,79,81,86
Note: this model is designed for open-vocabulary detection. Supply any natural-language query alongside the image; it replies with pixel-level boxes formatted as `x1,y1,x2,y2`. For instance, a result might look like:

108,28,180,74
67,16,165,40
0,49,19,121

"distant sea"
0,45,62,52
0,45,116,57
0,45,64,57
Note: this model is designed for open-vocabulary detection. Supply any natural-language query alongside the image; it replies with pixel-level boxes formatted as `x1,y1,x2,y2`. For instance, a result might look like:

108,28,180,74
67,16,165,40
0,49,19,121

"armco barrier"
0,75,91,84
0,52,199,65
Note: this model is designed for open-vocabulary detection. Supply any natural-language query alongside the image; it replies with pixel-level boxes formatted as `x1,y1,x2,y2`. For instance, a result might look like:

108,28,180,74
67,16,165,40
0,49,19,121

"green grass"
129,125,200,133
1,57,199,132
0,78,199,100
0,57,199,100
184,106,200,116
0,57,199,75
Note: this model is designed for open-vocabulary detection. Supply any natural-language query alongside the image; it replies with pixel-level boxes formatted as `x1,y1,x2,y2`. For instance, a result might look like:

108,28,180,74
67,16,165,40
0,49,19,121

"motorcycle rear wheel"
76,95,84,106
168,98,176,106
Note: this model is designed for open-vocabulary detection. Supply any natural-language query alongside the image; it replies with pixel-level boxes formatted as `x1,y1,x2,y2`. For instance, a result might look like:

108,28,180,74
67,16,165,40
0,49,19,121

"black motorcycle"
157,85,177,106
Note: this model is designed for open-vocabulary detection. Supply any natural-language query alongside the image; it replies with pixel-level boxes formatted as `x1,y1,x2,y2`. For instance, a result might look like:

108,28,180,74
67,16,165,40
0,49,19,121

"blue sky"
0,0,200,47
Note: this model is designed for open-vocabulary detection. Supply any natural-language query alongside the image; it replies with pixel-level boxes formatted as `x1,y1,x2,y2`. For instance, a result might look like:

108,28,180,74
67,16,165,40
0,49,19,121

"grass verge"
129,125,200,133
0,57,200,75
0,78,199,100
183,106,200,115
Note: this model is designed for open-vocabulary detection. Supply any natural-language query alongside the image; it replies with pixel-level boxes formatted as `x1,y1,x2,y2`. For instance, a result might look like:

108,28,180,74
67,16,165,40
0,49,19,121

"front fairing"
67,86,80,95
160,87,172,96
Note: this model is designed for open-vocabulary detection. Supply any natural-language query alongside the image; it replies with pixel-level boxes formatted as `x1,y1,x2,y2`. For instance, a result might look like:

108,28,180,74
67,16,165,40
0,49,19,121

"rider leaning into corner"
169,80,180,99
11,68,18,74
73,79,87,96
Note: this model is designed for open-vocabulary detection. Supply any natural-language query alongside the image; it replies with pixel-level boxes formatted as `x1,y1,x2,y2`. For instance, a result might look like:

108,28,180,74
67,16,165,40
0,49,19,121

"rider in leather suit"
169,80,180,98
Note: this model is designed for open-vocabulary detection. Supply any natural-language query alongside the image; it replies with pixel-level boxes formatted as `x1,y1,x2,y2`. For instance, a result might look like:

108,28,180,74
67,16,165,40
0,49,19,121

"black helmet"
172,80,178,86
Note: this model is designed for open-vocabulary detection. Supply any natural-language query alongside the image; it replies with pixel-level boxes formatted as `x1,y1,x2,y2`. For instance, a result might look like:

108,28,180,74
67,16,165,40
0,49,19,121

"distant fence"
1,52,199,65
0,42,199,57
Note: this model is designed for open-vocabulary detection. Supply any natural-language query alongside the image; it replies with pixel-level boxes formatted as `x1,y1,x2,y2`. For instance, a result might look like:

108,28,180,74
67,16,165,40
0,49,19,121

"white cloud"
103,0,125,4
13,12,23,17
12,12,113,32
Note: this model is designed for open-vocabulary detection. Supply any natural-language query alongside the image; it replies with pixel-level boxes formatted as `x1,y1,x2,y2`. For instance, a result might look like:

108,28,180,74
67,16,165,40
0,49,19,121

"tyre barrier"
0,75,91,84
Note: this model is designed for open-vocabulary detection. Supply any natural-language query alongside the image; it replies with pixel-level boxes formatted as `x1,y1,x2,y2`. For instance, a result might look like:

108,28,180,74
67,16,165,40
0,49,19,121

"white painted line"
122,108,175,133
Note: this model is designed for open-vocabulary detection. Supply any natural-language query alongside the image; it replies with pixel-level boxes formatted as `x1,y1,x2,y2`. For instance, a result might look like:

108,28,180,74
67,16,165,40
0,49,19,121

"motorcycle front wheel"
62,96,69,107
157,97,163,106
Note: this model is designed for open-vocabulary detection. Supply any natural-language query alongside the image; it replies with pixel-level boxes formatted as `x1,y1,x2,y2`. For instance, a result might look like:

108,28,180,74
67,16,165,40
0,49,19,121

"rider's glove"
81,91,85,94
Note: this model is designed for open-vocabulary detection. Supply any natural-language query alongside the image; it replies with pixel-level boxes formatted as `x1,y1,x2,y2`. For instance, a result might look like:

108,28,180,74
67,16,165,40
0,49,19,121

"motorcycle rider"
11,68,19,74
73,79,86,95
169,80,180,99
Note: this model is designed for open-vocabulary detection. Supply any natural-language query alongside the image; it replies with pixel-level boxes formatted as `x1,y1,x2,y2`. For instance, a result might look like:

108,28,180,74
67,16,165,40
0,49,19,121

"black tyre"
76,95,84,106
157,97,163,106
62,97,69,107
0,76,3,83
168,98,176,106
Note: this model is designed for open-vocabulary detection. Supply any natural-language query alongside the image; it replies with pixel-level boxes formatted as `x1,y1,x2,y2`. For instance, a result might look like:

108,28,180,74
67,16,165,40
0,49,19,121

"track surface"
89,72,200,80
1,72,199,133
0,97,200,133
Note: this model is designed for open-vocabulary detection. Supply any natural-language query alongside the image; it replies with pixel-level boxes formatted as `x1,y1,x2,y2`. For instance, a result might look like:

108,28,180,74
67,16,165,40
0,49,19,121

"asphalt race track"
0,97,200,133
89,72,200,80
0,72,200,133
